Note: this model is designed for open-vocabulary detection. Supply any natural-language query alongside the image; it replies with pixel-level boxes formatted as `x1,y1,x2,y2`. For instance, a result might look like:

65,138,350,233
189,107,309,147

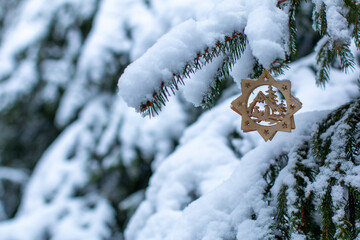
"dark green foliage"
287,0,301,58
272,185,291,240
314,3,327,36
320,180,336,240
0,178,25,219
348,187,360,237
228,130,244,158
291,142,321,238
313,99,360,166
268,142,320,239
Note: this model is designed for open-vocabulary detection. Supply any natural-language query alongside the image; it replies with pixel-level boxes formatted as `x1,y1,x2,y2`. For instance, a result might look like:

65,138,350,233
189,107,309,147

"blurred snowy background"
0,0,358,239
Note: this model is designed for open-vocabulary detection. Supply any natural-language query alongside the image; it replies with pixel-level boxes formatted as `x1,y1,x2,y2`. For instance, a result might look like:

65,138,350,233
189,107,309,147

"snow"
245,1,287,69
125,99,244,240
0,59,37,112
323,0,351,43
0,167,28,184
230,46,256,87
0,97,114,239
125,108,329,239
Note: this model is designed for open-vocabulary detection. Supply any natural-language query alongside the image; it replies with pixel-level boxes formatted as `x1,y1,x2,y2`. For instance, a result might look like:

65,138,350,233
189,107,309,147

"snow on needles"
118,0,288,111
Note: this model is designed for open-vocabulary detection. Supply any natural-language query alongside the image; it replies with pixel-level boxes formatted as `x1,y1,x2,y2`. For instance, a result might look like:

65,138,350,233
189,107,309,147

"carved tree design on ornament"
248,85,287,125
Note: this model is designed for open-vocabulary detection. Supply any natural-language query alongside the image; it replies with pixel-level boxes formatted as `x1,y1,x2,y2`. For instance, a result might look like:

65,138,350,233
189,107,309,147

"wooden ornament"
231,69,302,141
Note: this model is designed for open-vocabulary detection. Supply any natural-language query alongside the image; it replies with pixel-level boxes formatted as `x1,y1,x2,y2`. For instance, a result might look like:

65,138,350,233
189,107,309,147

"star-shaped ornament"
231,69,302,141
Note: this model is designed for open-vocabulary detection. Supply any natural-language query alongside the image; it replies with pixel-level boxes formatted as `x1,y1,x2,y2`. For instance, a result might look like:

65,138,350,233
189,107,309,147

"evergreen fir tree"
265,85,279,104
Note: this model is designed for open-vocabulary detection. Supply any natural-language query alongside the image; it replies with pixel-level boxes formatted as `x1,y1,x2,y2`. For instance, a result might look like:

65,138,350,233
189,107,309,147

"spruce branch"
320,180,336,240
139,32,247,117
348,186,360,237
287,0,301,58
344,0,360,49
315,37,333,86
315,38,355,85
273,185,291,240
311,99,360,239
134,0,304,117
344,101,360,164
201,34,247,108
312,1,358,85
313,3,327,36
334,42,356,73
262,154,289,202
291,143,320,237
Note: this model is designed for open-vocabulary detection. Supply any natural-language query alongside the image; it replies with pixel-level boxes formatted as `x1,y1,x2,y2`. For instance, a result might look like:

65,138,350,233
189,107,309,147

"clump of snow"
245,1,287,69
230,46,256,87
118,9,245,110
314,0,351,43
0,167,28,184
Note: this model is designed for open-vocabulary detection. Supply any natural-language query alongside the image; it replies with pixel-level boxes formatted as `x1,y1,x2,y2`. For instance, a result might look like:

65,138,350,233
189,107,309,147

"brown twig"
277,0,288,8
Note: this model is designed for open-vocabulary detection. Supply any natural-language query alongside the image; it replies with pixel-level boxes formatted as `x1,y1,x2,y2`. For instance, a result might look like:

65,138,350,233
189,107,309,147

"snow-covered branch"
118,0,288,116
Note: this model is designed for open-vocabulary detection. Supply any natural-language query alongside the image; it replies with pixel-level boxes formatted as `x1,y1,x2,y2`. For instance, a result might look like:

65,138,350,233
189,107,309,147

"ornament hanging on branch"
231,69,302,141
